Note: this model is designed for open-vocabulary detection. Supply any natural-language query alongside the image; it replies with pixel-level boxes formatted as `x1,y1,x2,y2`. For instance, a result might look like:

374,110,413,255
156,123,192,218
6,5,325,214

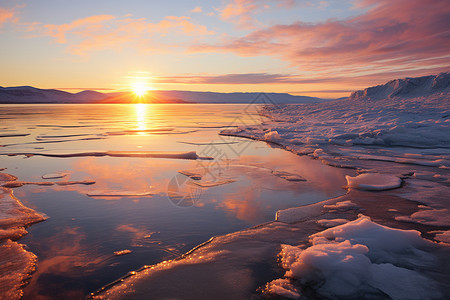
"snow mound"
350,72,450,100
346,173,401,190
275,216,442,300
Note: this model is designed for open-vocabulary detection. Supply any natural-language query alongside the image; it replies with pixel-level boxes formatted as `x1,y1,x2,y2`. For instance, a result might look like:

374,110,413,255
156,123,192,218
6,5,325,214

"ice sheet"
1,150,205,160
0,174,47,299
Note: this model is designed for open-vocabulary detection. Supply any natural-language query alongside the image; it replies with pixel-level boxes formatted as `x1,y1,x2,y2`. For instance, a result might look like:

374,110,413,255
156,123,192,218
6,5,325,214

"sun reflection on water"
135,103,148,133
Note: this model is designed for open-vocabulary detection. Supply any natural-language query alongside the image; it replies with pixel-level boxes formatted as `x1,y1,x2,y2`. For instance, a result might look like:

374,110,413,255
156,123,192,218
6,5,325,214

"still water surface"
0,104,351,298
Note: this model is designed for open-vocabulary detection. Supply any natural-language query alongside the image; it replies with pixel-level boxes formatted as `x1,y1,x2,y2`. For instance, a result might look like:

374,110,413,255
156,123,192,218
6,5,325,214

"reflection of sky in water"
0,104,353,298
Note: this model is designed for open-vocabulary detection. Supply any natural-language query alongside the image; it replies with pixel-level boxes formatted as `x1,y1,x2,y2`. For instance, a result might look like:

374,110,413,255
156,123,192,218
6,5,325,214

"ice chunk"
0,173,18,182
433,231,450,244
317,218,350,227
0,239,37,300
346,173,401,190
177,140,239,146
0,187,46,230
263,278,300,299
323,200,359,210
264,131,281,142
276,203,324,223
41,172,68,179
395,208,449,226
0,180,46,298
274,216,442,300
178,170,202,180
113,249,132,256
314,215,432,262
272,171,306,182
0,227,28,240
2,180,95,188
1,150,205,160
190,179,236,188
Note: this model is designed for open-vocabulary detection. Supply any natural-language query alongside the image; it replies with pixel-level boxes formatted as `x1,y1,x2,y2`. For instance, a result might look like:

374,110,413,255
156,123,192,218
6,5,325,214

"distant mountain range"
0,86,325,104
2,72,448,104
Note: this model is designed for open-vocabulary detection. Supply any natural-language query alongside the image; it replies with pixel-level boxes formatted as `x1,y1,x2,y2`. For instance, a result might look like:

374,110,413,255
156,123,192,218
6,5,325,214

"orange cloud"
0,6,17,27
190,6,203,13
34,14,215,55
197,0,450,78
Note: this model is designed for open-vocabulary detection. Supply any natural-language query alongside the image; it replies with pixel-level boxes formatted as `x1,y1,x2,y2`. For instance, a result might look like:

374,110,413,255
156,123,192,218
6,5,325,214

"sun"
132,82,149,97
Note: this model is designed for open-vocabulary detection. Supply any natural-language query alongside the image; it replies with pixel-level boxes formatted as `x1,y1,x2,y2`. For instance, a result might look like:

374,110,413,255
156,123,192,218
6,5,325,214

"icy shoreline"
2,73,449,299
0,181,47,299
92,74,450,299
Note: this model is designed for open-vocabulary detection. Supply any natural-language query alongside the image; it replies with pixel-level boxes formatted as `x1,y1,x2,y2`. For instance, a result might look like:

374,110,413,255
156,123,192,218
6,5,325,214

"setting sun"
132,82,149,97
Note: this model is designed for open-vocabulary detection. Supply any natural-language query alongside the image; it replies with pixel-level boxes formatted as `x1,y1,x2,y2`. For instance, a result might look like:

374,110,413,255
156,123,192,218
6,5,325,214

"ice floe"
274,215,443,300
41,172,68,179
0,239,38,300
263,278,300,299
1,150,208,160
317,218,350,227
190,179,236,188
346,173,402,190
272,171,306,182
2,180,95,188
178,170,202,180
432,231,450,244
395,208,449,226
0,174,47,299
87,191,153,198
323,200,360,211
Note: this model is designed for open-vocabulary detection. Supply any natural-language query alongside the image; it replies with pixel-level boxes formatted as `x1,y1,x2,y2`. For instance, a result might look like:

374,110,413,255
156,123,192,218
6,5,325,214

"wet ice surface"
3,98,449,299
0,104,352,299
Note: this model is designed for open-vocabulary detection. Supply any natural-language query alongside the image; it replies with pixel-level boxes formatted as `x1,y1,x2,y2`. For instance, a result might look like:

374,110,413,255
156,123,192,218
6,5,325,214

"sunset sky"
0,0,448,97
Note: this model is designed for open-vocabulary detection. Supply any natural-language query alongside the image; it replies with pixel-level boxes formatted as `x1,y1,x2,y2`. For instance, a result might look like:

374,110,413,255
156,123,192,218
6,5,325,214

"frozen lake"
0,104,353,298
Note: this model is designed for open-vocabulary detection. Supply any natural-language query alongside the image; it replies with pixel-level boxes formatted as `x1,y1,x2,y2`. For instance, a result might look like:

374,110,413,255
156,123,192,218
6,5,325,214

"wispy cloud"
197,0,450,77
190,6,203,13
151,72,336,84
0,6,18,27
218,0,297,29
31,14,215,55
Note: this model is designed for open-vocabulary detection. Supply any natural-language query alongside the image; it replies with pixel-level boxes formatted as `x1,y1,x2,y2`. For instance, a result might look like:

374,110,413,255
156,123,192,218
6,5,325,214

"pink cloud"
34,14,215,55
0,6,17,27
197,0,450,77
218,0,297,29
